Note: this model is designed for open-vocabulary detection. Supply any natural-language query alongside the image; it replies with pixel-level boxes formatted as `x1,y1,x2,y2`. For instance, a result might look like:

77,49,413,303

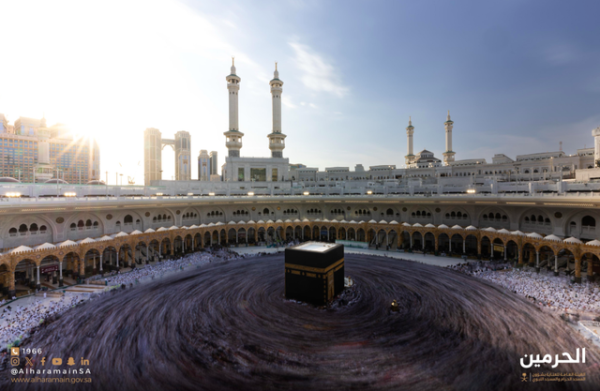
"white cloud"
282,95,297,108
309,103,318,109
289,42,349,98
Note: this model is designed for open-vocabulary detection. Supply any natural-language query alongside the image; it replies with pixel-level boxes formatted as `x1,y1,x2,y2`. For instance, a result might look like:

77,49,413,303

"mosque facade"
2,60,600,298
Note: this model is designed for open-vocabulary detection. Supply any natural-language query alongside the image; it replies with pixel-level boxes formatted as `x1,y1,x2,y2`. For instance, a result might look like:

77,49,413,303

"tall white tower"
34,116,54,183
443,110,456,165
405,117,415,165
593,126,600,167
224,58,244,157
268,63,286,158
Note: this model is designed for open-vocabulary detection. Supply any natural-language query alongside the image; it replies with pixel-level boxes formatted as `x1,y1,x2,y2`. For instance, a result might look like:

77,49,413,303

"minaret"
268,62,286,158
405,117,415,165
224,57,244,157
443,110,456,165
593,125,600,167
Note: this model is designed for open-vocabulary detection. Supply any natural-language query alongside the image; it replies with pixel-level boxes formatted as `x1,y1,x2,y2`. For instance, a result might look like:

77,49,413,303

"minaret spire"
230,57,236,75
405,117,415,166
268,63,286,158
224,59,243,158
443,111,456,165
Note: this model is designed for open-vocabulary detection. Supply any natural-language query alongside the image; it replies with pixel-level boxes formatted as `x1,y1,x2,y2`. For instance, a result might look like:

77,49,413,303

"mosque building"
2,59,600,296
220,59,290,183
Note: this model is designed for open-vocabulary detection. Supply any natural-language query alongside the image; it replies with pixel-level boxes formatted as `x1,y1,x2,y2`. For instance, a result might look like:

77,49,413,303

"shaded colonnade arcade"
2,221,600,297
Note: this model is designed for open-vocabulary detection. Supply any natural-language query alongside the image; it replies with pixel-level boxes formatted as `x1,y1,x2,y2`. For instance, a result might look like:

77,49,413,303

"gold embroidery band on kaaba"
284,258,344,274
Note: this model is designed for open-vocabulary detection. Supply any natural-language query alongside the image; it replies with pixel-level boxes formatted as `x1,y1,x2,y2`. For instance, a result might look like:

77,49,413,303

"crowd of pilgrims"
0,295,84,359
0,247,264,366
448,262,600,316
4,245,600,367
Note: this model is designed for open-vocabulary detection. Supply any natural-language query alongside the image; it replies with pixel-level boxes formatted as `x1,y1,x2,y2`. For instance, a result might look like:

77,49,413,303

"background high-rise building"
209,151,218,175
198,150,210,181
143,128,193,185
144,128,162,186
0,114,100,183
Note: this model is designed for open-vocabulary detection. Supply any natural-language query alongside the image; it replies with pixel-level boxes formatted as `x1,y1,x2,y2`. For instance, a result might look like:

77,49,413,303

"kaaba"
284,242,345,306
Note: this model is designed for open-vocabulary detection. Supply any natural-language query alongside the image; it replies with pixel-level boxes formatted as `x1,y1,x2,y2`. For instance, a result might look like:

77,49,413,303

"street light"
5,192,21,198
367,190,373,195
64,192,76,197
303,191,310,196
466,189,476,194
247,192,254,196
209,192,215,196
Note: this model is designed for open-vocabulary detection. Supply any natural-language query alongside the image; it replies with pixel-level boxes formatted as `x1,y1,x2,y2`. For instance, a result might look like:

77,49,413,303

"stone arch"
480,235,492,258
465,234,478,256
256,227,265,242
160,237,172,256
506,239,519,261
247,227,256,244
356,228,366,242
112,210,144,233
412,231,423,250
303,225,311,240
476,206,510,229
556,247,575,275
563,210,600,239
147,239,160,261
151,209,176,226
582,252,600,279
183,234,193,251
180,206,201,224
423,232,435,252
442,206,471,225
115,243,132,267
347,227,356,241
237,227,247,244
82,248,101,274
409,206,433,221
285,226,293,240
293,225,302,239
1,214,57,244
13,258,38,293
536,245,555,270
228,228,237,245
518,208,553,235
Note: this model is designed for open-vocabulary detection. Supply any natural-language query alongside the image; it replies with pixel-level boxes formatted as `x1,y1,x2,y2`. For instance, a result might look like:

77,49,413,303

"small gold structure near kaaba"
285,242,344,306
390,300,399,312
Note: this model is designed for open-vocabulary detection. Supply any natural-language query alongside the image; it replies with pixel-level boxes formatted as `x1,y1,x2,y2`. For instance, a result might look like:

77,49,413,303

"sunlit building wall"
0,114,99,183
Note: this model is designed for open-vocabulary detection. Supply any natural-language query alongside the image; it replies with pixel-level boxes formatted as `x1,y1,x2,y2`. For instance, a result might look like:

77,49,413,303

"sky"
1,0,600,184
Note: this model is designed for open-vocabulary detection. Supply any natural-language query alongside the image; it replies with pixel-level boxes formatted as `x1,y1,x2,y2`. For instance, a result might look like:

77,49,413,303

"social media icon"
41,357,46,365
67,357,75,366
52,358,62,366
11,357,20,366
11,347,19,356
25,357,33,367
